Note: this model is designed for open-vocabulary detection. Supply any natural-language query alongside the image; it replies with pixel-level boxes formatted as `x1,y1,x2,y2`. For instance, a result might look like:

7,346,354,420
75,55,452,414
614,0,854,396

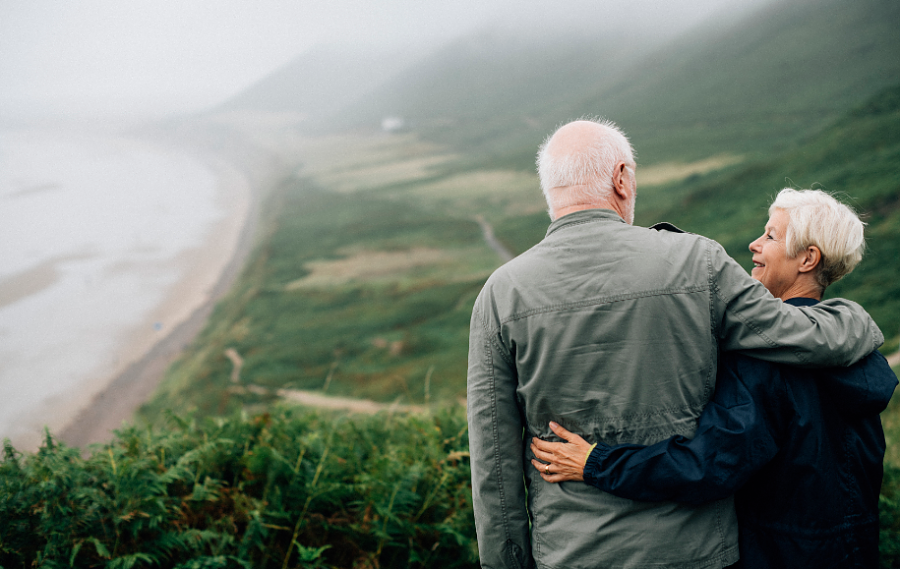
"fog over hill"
217,45,427,120
1,0,754,122
212,0,766,127
218,0,900,167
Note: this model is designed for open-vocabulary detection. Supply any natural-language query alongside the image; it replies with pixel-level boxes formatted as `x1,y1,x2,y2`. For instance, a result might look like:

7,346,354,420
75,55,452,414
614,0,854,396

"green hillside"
330,0,900,168
139,0,900,420
632,83,900,330
138,81,899,428
579,0,900,163
329,27,662,144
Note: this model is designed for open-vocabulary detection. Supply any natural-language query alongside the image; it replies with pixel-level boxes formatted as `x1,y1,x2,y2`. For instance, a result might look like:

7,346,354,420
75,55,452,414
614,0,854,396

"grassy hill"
140,80,899,422
632,83,900,330
576,0,900,163
324,0,900,168
218,0,899,172
138,0,900,423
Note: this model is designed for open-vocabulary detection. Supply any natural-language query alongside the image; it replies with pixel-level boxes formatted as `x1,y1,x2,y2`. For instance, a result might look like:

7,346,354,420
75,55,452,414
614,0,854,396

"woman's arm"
532,355,784,505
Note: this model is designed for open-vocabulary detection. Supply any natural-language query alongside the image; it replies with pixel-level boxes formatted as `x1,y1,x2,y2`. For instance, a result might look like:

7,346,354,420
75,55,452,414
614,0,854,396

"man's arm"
709,242,883,367
467,296,532,569
580,354,782,505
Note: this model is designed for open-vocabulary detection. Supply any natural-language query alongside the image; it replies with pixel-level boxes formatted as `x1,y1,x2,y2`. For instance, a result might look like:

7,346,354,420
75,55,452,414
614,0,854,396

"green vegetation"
138,82,899,565
0,408,475,568
635,83,900,331
140,134,545,419
340,0,900,168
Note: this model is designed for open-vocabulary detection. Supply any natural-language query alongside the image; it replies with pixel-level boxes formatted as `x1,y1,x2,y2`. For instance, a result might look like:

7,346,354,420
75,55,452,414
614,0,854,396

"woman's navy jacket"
583,298,898,568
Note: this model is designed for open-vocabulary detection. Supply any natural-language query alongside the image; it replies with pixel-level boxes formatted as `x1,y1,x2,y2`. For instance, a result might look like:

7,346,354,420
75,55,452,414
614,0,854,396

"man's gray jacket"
466,209,884,569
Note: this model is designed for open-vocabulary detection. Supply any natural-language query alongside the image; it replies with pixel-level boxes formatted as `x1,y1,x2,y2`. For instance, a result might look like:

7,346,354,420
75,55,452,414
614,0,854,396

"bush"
0,408,477,569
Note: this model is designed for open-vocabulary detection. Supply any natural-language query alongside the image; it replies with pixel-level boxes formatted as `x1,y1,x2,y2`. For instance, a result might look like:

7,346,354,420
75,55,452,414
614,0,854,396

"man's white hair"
770,188,866,290
536,118,635,218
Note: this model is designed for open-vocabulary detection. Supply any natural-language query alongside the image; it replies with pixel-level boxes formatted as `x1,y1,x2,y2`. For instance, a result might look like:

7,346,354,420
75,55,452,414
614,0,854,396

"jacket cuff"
583,443,613,488
583,443,598,466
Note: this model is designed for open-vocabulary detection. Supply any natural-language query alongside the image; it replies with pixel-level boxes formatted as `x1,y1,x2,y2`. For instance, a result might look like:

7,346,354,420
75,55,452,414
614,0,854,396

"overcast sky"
0,1,764,121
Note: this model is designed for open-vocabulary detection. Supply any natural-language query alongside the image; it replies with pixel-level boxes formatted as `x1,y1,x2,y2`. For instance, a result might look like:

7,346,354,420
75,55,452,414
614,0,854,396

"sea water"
0,127,227,449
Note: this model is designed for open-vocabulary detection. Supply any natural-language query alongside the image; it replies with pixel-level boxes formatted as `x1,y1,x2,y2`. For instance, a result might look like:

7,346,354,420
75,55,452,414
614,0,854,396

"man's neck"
553,201,619,221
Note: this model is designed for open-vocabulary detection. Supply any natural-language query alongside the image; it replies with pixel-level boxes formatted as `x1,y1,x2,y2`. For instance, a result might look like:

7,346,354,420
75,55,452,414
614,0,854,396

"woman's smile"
747,209,804,300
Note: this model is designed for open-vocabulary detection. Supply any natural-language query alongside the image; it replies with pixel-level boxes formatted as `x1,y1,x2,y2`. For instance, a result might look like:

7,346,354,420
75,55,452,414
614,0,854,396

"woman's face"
748,209,807,299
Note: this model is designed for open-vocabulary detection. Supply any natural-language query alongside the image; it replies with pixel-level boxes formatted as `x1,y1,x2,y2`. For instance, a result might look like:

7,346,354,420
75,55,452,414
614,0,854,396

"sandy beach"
0,119,289,451
57,148,258,449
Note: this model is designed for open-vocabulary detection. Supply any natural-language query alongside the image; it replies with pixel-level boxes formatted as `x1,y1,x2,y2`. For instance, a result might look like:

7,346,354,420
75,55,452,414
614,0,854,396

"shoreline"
57,128,272,449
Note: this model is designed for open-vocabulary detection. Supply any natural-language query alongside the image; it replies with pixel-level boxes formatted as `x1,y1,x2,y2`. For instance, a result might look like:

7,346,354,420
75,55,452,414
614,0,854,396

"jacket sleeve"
583,355,781,505
708,241,883,367
467,294,533,569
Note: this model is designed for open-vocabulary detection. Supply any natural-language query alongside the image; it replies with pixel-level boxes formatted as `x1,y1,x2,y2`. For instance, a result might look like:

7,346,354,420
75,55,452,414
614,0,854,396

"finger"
540,472,570,484
533,438,570,456
530,445,556,462
549,421,584,444
531,458,557,476
531,437,557,451
531,446,561,462
531,442,558,455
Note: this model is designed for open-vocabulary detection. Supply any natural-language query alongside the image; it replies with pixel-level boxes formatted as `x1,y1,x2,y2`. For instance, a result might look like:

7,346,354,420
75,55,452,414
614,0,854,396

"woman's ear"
797,245,822,274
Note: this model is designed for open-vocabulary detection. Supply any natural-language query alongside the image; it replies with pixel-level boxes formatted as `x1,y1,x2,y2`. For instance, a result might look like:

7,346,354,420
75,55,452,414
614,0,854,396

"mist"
0,0,771,124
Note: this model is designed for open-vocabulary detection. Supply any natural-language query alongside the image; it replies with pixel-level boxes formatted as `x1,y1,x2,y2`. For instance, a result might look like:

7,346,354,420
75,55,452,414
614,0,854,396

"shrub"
0,408,477,569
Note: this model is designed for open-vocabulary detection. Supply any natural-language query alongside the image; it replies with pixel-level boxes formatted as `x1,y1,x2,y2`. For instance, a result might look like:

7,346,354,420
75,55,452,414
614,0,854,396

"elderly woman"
531,189,897,568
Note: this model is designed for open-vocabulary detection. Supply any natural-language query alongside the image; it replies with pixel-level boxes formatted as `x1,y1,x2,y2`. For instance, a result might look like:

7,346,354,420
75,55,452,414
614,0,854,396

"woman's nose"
749,236,762,253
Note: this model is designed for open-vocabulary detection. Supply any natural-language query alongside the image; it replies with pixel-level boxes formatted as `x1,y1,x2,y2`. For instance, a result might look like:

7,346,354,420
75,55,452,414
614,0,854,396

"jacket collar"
545,209,625,238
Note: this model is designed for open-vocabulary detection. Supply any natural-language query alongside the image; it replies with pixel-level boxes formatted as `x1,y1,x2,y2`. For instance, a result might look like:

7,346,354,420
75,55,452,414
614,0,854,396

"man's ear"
612,162,630,200
797,245,822,273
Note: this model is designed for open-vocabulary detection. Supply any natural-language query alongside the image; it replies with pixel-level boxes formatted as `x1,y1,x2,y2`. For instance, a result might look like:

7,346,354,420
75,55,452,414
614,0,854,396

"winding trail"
263,216,511,414
277,389,426,414
268,217,511,414
474,215,515,263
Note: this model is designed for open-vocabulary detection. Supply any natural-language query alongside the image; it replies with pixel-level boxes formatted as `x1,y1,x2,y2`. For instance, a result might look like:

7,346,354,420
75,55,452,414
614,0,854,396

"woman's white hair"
770,188,866,290
536,118,635,218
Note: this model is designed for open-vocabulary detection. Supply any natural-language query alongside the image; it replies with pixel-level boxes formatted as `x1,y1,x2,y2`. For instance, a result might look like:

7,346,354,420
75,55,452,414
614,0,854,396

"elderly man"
466,120,884,569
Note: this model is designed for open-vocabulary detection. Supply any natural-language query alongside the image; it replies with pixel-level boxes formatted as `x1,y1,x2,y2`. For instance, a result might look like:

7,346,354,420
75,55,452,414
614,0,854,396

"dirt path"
247,215,514,416
276,389,427,414
475,215,515,263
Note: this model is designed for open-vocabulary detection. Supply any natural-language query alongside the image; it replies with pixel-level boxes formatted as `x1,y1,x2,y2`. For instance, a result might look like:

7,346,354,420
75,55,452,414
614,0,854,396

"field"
138,133,547,420
142,80,900,428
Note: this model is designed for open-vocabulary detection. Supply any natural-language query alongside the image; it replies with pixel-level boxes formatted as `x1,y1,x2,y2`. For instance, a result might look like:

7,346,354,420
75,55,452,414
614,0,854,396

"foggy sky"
0,0,767,122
